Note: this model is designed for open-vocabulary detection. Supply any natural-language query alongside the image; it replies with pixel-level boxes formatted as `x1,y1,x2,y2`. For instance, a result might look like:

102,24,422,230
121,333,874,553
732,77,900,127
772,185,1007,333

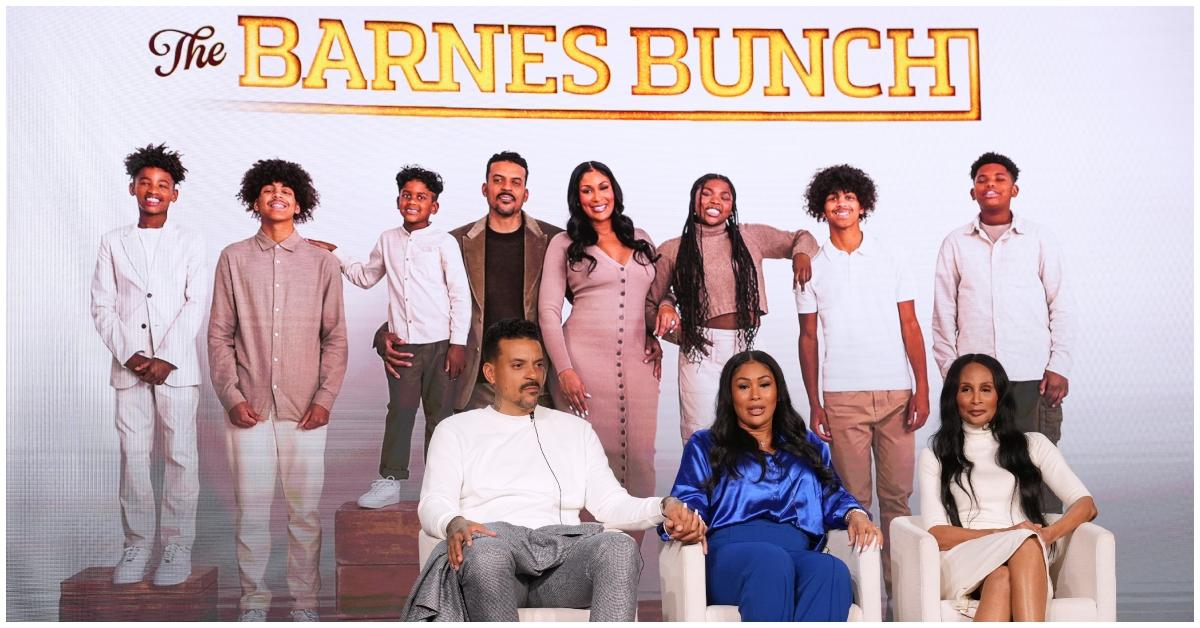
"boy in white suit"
90,143,207,586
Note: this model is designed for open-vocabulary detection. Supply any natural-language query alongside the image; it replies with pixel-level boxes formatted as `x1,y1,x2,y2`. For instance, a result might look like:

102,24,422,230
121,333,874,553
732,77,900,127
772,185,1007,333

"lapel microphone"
528,406,564,525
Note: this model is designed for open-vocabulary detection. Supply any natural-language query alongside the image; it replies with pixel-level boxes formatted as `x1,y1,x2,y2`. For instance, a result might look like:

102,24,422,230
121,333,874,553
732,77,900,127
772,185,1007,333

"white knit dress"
917,423,1091,618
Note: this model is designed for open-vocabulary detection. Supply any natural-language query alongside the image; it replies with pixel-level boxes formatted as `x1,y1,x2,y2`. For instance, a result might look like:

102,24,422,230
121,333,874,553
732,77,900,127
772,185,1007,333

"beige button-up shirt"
931,214,1074,382
208,229,348,420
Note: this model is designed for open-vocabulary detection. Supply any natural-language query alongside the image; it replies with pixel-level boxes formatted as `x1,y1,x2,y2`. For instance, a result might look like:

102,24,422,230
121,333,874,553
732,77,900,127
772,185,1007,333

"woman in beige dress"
918,353,1099,621
538,161,663,498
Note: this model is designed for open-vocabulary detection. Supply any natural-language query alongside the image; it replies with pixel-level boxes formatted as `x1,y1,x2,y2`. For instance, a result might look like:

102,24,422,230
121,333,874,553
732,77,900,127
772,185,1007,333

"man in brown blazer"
375,151,562,411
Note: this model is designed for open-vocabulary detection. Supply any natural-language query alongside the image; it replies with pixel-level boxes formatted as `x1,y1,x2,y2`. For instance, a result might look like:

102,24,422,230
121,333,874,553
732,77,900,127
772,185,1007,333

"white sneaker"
152,543,192,586
239,609,268,622
356,476,400,509
112,546,150,584
290,609,320,621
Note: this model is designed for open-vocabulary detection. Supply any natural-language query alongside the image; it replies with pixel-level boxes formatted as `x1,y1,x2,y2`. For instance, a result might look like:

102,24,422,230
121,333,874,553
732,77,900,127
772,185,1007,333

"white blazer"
90,223,207,389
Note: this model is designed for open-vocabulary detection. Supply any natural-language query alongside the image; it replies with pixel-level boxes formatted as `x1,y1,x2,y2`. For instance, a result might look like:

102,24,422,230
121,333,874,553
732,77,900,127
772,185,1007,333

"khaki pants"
823,389,914,593
225,409,327,611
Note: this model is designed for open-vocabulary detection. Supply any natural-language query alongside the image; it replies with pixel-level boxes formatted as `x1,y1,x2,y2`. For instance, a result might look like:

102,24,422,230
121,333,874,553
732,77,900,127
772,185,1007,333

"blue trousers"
706,519,852,621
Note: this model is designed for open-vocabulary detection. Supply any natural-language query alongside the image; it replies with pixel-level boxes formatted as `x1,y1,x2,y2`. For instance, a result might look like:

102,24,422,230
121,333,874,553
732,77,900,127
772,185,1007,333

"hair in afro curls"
237,158,320,224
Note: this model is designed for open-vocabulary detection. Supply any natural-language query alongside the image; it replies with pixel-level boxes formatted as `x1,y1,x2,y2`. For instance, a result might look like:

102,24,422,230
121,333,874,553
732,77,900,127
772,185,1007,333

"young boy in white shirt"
90,143,207,586
796,164,930,595
330,166,470,508
932,152,1074,511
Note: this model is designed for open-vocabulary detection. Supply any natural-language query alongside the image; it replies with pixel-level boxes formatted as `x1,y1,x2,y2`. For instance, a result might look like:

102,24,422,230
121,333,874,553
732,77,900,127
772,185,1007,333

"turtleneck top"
652,222,818,322
918,422,1090,530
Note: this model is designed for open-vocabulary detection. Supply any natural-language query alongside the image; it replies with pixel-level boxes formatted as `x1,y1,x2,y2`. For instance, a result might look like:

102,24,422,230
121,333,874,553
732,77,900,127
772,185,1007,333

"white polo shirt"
795,233,915,393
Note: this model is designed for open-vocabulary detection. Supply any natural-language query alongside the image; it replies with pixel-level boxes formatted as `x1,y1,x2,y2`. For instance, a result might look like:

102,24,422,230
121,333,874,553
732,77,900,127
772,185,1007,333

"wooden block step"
334,500,422,566
335,564,421,620
59,566,218,621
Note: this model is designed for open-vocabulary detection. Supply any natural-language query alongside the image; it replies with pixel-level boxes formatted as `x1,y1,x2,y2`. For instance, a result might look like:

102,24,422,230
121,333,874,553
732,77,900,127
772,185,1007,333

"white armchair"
889,515,1116,621
658,530,882,621
417,530,593,621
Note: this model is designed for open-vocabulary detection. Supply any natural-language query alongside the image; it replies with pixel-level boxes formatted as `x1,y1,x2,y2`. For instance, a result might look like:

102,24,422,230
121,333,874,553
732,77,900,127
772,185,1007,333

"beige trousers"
225,409,327,611
823,389,914,592
114,382,199,548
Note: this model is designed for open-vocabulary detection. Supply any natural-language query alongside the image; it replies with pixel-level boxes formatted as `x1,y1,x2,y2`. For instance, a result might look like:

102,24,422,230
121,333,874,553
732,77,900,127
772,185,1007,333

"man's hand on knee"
445,516,497,571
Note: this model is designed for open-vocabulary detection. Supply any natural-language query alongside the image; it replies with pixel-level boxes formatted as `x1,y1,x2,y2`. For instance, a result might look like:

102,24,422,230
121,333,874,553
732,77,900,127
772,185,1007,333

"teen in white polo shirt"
795,165,930,597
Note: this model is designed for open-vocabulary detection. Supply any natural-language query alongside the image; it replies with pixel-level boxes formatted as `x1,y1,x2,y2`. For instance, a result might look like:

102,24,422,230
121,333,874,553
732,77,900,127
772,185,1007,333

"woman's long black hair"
564,161,657,272
704,350,839,494
674,174,760,361
931,354,1047,527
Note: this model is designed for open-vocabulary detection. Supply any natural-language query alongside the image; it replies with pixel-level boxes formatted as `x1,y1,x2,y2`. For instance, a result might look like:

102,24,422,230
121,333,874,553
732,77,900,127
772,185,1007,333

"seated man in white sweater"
416,318,705,621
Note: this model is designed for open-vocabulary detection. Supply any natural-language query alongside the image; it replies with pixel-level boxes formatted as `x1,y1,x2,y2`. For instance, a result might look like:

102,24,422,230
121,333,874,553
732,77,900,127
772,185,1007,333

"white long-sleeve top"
334,224,470,345
418,406,665,539
918,423,1091,530
931,214,1074,381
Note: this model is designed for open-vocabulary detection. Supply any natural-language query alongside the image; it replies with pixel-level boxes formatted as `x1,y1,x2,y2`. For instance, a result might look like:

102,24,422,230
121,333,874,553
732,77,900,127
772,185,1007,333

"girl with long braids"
663,350,879,621
651,173,818,441
919,354,1098,621
539,161,666,499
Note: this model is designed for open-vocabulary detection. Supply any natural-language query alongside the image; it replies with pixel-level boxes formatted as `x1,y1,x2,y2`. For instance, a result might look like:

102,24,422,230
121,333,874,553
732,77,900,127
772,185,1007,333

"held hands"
905,389,930,432
126,354,177,385
1039,370,1069,407
662,497,709,554
445,344,466,380
558,369,590,417
228,402,263,429
297,403,331,430
445,516,497,571
846,510,882,553
644,334,664,381
792,253,813,290
809,405,832,442
373,328,415,378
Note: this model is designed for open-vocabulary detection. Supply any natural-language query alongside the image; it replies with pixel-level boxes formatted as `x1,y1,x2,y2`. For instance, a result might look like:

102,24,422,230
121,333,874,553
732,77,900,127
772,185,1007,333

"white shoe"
290,609,320,621
239,609,268,622
356,476,400,509
112,546,150,584
152,543,192,586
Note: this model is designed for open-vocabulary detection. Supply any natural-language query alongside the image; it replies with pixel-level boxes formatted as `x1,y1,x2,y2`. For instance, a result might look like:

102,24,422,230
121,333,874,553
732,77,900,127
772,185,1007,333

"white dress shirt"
795,233,916,392
335,224,470,345
932,214,1074,382
418,406,665,539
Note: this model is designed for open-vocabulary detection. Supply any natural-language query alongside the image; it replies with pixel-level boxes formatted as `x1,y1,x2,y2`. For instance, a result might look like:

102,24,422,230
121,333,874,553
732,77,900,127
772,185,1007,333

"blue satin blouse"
660,429,865,548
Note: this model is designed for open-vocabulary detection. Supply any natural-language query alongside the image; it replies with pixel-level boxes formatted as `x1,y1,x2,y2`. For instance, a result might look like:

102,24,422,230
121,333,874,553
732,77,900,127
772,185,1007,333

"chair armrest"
418,531,440,566
659,541,709,622
825,530,882,621
1054,521,1116,621
889,516,943,622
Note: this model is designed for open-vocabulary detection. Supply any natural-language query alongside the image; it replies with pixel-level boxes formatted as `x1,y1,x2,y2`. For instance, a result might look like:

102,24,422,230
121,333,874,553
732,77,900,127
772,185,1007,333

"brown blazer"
448,212,564,410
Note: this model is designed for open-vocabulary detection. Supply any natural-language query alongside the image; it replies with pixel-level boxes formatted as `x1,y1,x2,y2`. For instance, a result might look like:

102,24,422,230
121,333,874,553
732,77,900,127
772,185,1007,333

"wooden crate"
334,501,422,619
60,566,218,621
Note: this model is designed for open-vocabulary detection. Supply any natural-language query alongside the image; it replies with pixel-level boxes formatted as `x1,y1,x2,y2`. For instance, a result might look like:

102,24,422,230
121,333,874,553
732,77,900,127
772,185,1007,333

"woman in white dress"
918,354,1098,621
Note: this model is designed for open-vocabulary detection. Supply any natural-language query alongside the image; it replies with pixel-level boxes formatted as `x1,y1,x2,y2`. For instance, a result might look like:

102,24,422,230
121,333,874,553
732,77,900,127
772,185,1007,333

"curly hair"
237,159,320,224
564,161,658,273
124,143,186,185
970,152,1020,181
395,165,444,199
673,174,760,361
704,350,840,494
803,164,877,222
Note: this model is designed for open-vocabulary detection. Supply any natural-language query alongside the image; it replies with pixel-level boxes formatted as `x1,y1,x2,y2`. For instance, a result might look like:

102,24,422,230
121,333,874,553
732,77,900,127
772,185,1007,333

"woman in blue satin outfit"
664,350,882,621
